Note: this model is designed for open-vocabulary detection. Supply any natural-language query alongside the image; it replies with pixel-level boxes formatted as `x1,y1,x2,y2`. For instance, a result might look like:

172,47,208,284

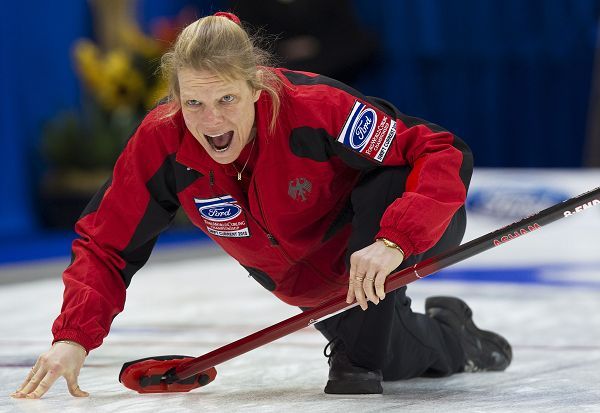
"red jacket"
52,68,472,352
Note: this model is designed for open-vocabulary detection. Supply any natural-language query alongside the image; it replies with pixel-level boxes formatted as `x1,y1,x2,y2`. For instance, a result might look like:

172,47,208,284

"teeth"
204,131,232,153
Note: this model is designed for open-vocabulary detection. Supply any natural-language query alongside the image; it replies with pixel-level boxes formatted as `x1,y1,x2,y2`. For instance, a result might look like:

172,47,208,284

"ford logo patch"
199,204,242,221
350,108,376,150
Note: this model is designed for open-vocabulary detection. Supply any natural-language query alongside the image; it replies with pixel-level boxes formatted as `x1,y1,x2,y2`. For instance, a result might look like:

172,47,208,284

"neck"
232,134,257,180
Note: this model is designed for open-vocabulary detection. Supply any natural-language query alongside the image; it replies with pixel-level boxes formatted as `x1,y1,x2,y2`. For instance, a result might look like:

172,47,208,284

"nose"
201,105,224,126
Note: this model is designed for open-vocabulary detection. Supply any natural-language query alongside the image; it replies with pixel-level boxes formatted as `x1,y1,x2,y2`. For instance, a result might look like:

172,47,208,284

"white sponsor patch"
375,120,397,162
337,100,396,162
194,195,250,238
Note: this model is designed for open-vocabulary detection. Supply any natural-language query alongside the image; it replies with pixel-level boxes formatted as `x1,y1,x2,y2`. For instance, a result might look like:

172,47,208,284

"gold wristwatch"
376,237,405,257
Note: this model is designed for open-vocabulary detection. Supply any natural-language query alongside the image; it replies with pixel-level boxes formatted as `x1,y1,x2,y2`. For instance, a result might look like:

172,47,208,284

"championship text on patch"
194,195,250,237
337,100,397,162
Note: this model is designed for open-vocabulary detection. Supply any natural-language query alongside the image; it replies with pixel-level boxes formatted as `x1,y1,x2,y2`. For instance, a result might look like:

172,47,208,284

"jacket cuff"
53,329,94,354
374,228,414,258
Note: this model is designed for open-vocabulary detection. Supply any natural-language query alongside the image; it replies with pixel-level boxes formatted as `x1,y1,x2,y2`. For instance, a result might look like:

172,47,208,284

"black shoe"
323,338,383,394
425,296,512,372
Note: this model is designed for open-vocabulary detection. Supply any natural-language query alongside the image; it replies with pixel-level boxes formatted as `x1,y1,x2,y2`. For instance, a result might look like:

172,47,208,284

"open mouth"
204,131,234,152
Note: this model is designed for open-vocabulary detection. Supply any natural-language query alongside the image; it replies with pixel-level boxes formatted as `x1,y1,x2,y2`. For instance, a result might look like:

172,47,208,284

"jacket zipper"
209,170,294,264
209,170,216,195
252,179,295,265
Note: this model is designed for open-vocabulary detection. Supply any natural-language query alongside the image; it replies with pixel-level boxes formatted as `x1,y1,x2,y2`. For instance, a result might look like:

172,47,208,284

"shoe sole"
425,296,513,371
324,379,383,394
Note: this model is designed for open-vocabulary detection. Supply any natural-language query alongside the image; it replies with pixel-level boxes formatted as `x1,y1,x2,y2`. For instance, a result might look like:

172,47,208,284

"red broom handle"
171,187,600,381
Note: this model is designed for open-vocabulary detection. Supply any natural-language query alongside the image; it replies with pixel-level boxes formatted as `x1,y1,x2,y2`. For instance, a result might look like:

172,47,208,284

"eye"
185,99,201,106
221,95,235,103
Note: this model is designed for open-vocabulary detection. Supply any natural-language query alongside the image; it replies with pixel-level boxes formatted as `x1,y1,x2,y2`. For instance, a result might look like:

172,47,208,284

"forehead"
178,68,246,96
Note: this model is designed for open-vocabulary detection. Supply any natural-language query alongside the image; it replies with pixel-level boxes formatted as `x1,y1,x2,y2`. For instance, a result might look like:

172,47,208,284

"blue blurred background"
1,0,599,263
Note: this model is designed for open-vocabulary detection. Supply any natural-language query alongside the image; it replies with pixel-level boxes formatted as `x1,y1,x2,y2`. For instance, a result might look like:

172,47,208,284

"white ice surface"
2,249,600,413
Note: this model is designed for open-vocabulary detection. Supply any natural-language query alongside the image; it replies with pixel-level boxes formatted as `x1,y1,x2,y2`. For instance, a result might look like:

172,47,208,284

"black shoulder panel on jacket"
146,153,202,213
289,127,336,162
119,154,194,287
289,126,375,170
79,177,113,220
145,154,180,214
119,197,169,287
173,157,204,193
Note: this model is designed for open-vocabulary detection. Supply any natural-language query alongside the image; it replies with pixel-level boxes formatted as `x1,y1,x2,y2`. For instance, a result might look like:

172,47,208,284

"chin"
207,147,240,164
210,156,235,165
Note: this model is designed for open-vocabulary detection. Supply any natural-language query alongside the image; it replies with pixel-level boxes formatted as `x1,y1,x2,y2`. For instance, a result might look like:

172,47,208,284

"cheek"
242,105,256,129
182,112,206,143
227,108,250,131
182,110,197,128
183,112,203,135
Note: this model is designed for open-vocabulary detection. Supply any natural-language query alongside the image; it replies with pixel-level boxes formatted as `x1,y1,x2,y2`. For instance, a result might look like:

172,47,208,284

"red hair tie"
214,12,241,25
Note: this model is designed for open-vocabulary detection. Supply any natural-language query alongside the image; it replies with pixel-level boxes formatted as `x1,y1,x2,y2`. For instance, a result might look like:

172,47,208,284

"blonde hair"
160,15,282,132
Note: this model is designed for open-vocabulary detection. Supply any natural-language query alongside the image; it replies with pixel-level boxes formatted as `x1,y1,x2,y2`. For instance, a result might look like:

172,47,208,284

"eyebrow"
180,89,240,100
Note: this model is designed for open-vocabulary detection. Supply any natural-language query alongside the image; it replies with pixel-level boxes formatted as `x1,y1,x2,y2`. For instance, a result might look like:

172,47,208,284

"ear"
252,70,263,102
252,88,261,103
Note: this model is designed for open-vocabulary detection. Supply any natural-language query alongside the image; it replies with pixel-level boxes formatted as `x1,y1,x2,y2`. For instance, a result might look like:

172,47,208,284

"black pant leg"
314,167,468,379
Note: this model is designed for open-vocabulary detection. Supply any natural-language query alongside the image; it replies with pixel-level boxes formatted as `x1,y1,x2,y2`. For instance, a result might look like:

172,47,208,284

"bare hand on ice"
10,341,88,399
